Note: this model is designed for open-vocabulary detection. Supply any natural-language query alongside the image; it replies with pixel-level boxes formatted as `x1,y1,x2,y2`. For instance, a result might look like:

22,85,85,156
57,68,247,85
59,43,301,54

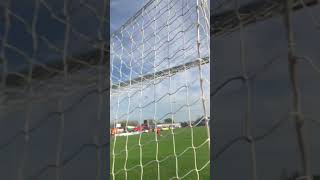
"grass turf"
110,127,210,180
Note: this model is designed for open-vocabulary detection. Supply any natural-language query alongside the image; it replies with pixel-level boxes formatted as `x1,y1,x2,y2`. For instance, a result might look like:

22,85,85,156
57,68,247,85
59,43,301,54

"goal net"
1,0,108,180
213,0,320,179
110,0,210,179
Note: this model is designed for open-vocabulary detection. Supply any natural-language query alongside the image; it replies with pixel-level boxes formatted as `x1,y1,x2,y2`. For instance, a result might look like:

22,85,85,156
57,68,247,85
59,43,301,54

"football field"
110,127,210,180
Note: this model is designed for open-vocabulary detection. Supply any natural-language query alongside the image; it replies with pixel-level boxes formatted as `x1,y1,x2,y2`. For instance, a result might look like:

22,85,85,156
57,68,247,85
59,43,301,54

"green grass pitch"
110,127,210,180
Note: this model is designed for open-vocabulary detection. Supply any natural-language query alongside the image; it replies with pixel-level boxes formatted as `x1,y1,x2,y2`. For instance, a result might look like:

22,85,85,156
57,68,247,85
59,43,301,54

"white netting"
0,0,108,179
213,0,320,180
110,0,210,179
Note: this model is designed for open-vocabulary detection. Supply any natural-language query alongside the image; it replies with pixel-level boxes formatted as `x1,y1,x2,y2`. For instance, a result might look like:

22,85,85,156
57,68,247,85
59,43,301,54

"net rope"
110,0,210,179
213,0,320,179
1,0,108,179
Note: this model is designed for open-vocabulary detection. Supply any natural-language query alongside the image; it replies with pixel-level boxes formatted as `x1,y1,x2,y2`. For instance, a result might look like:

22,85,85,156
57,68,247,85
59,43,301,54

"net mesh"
213,0,320,179
1,0,108,179
110,0,210,179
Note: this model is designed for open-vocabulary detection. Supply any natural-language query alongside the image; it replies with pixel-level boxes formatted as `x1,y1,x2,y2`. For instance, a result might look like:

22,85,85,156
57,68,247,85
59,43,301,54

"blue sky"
110,0,210,123
110,0,146,34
